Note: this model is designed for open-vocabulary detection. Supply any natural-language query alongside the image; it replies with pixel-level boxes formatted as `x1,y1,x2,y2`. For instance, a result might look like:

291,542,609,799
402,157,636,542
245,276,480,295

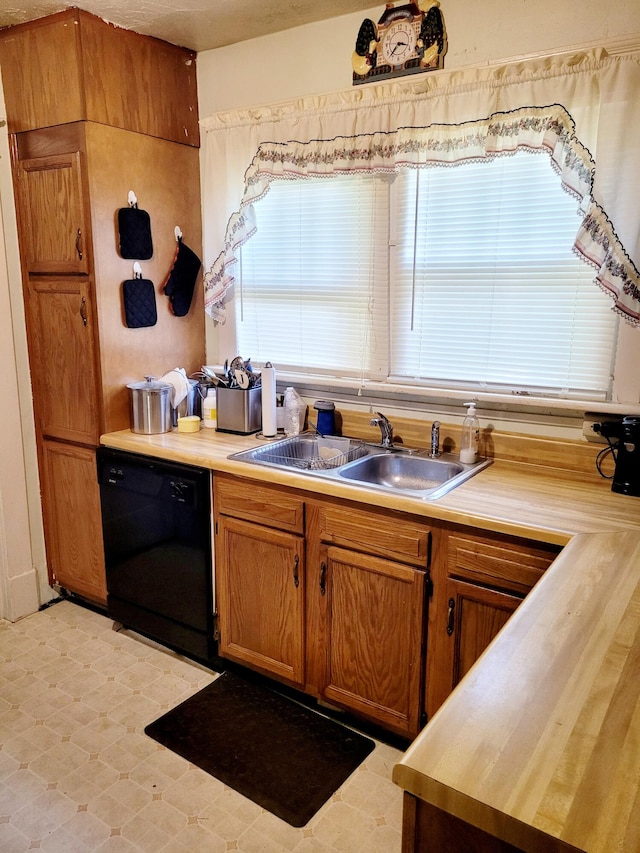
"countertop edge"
392,530,640,852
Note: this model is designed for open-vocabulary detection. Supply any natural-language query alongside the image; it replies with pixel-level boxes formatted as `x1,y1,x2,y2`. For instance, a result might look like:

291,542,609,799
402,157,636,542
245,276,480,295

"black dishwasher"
97,447,216,662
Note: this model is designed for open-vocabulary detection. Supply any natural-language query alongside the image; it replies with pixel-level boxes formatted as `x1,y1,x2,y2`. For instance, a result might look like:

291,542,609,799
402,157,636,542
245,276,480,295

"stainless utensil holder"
216,386,262,434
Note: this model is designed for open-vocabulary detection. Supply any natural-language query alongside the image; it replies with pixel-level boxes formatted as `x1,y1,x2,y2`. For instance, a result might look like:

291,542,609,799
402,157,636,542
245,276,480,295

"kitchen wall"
197,0,640,116
1,0,640,619
0,88,44,620
196,0,640,432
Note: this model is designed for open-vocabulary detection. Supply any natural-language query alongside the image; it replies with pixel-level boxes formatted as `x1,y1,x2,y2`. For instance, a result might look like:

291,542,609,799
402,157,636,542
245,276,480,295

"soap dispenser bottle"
460,402,480,463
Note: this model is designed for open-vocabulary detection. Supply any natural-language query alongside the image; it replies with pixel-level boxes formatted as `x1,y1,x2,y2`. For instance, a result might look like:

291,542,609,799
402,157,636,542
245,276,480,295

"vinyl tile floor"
0,600,403,852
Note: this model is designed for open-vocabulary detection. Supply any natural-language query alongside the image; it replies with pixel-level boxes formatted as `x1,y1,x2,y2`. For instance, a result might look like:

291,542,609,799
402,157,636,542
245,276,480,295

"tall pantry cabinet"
0,10,205,603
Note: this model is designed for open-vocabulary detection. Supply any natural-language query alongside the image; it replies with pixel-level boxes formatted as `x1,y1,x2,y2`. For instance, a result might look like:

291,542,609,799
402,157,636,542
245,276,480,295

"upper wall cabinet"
0,9,199,146
15,152,90,274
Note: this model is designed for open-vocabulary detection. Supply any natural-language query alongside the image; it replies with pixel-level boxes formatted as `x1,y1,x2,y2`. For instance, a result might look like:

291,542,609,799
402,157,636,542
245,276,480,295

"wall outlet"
582,413,622,443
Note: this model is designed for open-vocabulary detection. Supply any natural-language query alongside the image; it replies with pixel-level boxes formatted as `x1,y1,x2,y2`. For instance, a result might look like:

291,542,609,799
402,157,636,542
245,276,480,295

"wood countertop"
101,426,640,852
393,531,640,852
100,428,640,545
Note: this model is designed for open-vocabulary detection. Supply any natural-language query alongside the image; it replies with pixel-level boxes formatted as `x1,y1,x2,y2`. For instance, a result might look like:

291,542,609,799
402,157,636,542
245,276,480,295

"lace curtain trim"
203,103,640,327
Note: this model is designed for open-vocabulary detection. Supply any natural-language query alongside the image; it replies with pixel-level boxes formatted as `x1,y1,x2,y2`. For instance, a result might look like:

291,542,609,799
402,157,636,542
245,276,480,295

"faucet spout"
370,412,394,449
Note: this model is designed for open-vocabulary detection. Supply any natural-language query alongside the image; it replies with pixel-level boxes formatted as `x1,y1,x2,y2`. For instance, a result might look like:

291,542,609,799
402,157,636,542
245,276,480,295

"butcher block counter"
101,424,640,853
99,425,639,545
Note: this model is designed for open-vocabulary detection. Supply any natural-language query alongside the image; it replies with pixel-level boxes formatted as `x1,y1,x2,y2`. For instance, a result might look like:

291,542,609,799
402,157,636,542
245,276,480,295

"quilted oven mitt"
163,234,202,317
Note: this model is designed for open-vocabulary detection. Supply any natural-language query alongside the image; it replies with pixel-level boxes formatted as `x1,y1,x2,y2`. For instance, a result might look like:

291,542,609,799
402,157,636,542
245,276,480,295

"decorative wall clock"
352,1,447,86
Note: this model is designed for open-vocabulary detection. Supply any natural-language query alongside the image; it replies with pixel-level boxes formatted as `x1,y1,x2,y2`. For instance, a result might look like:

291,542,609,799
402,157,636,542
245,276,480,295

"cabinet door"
26,278,100,444
0,13,84,132
41,440,106,603
320,545,426,738
444,577,521,691
15,152,90,273
427,527,559,716
216,516,306,686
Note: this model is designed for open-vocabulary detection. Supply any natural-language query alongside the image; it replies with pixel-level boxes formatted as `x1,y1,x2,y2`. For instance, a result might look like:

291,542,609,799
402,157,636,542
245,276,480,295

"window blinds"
391,152,617,398
238,176,389,380
238,153,618,399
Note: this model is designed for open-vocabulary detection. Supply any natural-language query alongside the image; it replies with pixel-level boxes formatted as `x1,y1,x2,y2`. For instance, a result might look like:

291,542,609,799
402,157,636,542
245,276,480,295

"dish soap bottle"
460,402,479,463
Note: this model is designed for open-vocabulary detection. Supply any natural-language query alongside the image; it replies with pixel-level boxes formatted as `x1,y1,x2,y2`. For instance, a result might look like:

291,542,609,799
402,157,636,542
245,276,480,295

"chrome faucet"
370,412,394,449
429,421,441,457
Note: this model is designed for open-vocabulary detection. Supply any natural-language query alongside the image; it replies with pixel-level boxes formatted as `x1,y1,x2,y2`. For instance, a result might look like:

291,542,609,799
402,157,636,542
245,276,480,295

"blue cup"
315,401,336,435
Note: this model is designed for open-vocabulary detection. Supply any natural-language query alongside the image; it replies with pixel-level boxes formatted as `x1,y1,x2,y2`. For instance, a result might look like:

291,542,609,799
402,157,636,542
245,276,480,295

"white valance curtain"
200,49,640,326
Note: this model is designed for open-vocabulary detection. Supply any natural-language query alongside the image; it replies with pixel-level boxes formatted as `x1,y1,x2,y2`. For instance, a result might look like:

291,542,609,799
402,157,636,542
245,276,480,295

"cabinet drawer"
447,534,558,596
317,502,430,567
214,475,304,535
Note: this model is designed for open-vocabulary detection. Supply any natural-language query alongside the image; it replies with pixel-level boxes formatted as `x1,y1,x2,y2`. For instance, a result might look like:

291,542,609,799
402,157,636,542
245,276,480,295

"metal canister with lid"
127,376,172,434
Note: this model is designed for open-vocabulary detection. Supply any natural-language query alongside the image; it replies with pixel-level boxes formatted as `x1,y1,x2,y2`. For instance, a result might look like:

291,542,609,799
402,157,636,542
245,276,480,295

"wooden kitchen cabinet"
14,152,90,274
441,577,521,686
310,499,430,737
3,13,204,604
0,9,199,145
41,440,106,603
25,277,101,445
427,525,559,715
214,472,430,737
318,544,426,737
216,515,306,686
214,476,306,684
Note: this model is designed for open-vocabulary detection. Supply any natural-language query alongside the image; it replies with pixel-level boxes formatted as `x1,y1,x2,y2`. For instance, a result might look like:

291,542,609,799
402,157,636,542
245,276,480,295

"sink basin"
229,433,491,501
338,453,464,490
234,433,369,470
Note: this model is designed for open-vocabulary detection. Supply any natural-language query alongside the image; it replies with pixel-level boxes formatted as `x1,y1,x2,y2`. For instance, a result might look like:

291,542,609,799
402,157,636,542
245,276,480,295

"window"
237,175,389,380
237,151,618,401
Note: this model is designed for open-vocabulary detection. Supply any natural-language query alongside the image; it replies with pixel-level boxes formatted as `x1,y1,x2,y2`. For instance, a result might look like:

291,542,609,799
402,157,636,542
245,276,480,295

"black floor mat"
144,670,375,827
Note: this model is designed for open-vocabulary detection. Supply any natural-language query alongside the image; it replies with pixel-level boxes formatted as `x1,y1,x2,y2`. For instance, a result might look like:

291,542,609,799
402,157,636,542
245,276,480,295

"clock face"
380,21,417,66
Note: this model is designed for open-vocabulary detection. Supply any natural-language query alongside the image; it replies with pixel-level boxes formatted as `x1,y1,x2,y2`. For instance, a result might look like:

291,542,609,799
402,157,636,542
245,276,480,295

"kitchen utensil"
200,366,223,385
233,368,251,390
127,376,172,434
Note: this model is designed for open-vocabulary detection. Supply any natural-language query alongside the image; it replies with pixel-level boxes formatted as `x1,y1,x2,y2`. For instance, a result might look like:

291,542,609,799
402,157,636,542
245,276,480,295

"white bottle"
201,388,217,429
460,402,480,463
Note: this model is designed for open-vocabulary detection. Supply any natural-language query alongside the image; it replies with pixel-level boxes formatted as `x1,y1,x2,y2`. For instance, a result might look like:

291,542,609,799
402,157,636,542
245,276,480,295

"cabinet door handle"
446,598,455,635
319,561,327,596
293,554,300,588
75,228,83,260
79,296,87,327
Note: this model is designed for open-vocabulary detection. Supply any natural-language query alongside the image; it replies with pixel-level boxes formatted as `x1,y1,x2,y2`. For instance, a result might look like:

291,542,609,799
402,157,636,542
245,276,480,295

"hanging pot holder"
118,191,153,260
122,264,157,328
162,227,202,317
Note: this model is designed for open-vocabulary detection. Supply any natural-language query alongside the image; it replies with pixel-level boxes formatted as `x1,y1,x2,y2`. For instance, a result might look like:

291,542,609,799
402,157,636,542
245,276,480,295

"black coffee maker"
595,417,640,497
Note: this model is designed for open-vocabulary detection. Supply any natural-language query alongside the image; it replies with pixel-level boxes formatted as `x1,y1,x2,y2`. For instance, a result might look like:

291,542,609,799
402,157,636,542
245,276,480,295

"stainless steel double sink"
229,433,491,501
